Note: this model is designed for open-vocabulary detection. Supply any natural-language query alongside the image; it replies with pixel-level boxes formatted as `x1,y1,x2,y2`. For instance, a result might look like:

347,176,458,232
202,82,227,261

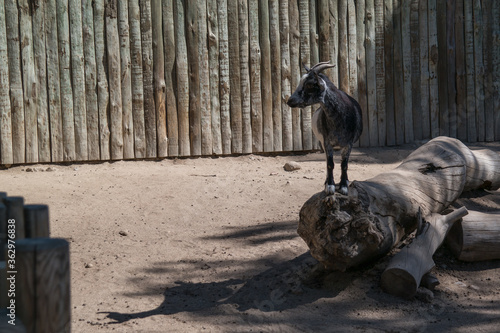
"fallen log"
446,210,500,262
298,137,500,271
380,206,469,299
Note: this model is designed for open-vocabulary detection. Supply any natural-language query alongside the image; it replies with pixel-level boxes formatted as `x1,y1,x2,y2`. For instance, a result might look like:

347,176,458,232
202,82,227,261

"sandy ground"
2,141,500,333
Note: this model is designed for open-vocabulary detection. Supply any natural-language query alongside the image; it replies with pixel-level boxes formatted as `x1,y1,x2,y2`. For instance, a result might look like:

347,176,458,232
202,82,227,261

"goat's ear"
303,63,311,73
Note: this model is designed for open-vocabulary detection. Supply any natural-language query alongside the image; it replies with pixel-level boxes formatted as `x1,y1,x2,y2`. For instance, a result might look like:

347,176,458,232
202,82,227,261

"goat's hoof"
339,186,349,196
324,184,336,195
323,195,336,207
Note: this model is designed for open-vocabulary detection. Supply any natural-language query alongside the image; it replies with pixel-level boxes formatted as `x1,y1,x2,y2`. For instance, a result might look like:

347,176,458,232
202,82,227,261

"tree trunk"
298,137,500,271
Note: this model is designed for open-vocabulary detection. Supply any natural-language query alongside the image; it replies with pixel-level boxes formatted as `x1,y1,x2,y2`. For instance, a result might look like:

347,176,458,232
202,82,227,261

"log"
427,0,440,139
199,0,212,155
482,0,494,142
446,210,500,262
0,1,13,165
260,0,273,152
69,0,88,161
174,0,190,156
280,0,292,152
446,0,456,138
298,137,500,271
0,201,6,260
419,0,430,140
239,0,252,154
357,0,369,148
270,0,282,152
6,0,26,164
366,0,378,146
328,0,338,84
298,0,311,151
401,0,413,143
384,0,395,146
151,0,168,157
393,0,405,145
381,207,469,299
436,0,448,137
17,238,70,333
4,197,25,240
375,0,385,146
464,0,476,142
106,0,124,160
288,0,301,151
140,0,157,158
118,0,135,159
163,0,179,156
129,0,146,158
473,0,485,142
337,0,348,93
410,0,421,141
455,0,467,141
82,0,100,161
249,0,262,153
94,0,111,160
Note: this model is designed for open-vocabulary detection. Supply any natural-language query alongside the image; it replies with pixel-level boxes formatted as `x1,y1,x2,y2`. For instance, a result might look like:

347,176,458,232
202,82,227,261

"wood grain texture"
249,0,263,152
0,2,13,165
260,0,273,152
217,0,231,155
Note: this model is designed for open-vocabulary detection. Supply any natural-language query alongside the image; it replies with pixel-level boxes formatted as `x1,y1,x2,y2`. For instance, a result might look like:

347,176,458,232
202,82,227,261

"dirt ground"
3,141,500,333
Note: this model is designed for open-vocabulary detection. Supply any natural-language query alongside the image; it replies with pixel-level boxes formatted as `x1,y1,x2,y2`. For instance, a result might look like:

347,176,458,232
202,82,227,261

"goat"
287,61,362,195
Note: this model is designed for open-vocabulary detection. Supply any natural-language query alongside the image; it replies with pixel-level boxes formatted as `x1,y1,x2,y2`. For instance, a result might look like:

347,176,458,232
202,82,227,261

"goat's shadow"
101,252,359,324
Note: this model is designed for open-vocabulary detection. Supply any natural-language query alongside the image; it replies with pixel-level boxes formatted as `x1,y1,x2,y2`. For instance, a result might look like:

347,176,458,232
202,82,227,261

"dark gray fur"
287,62,362,195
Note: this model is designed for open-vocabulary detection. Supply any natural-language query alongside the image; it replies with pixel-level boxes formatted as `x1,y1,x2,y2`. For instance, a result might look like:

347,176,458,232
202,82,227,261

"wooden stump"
17,238,70,333
24,205,50,238
298,137,500,271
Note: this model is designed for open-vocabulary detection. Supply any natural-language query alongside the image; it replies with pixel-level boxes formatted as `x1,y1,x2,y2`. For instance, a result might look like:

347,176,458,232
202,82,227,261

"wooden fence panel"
0,0,499,165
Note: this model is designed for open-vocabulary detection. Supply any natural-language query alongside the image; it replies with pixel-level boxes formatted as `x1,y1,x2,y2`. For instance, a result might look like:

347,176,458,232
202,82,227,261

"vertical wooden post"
129,0,146,158
280,0,292,152
3,197,25,240
239,0,252,154
318,0,330,63
83,0,100,161
329,0,338,85
199,0,213,155
228,0,242,153
174,0,190,156
94,0,111,160
140,0,157,158
375,0,385,146
384,0,395,146
298,0,311,151
436,0,449,137
446,0,457,138
32,2,50,163
17,238,70,333
309,0,319,150
260,0,273,152
270,0,282,152
217,0,231,155
473,0,485,142
288,0,301,151
357,0,370,148
347,0,358,100
164,0,179,156
106,0,124,160
366,0,378,146
118,0,135,159
69,0,88,161
5,0,26,164
455,0,467,142
0,1,13,165
493,2,500,141
427,0,440,139
482,0,494,142
249,0,263,153
410,0,421,141
419,0,430,139
464,0,476,142
0,200,6,260
24,205,50,238
338,0,349,93
152,0,168,157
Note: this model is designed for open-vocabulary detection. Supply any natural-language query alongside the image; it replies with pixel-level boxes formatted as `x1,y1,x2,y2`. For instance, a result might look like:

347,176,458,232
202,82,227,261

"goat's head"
287,61,336,108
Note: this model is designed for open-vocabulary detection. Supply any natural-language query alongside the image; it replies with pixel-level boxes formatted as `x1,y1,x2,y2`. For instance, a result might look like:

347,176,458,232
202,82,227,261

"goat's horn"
311,61,336,73
303,63,311,72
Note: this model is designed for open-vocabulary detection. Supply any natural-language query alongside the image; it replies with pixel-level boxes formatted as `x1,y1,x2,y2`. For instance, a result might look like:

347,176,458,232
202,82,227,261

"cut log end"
380,268,418,299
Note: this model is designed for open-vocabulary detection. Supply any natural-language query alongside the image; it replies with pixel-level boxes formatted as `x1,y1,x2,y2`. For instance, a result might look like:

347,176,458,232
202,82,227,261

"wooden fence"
0,0,499,164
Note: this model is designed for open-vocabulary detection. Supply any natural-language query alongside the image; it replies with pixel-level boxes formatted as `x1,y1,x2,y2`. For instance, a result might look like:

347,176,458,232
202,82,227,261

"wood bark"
298,137,500,271
338,0,348,93
70,0,88,161
375,0,385,146
473,0,485,142
280,0,292,152
482,0,494,142
217,0,231,155
106,0,124,160
347,0,357,100
309,0,319,150
318,0,329,64
269,0,281,152
357,0,369,147
32,1,50,163
328,0,338,84
464,0,476,142
298,0,311,151
436,0,448,137
455,0,467,141
94,0,111,160
174,0,190,156
384,0,395,146
118,0,135,159
381,207,469,299
129,0,146,158
0,2,13,165
446,0,456,138
152,0,168,157
410,0,421,141
366,0,378,146
447,210,500,262
401,1,413,143
140,0,156,157
249,0,262,152
260,0,273,152
239,0,252,154
419,0,430,140
57,0,76,161
207,0,222,154
227,0,241,154
288,0,301,151
83,0,100,161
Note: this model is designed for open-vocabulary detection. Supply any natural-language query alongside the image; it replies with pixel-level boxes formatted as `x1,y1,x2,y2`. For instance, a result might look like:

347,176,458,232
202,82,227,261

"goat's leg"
324,144,336,195
339,145,352,195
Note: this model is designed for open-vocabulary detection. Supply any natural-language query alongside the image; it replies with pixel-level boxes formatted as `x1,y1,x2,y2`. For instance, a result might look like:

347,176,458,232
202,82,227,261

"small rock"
454,281,467,288
46,167,57,172
85,263,93,268
284,161,301,171
119,230,128,236
415,287,434,303
26,167,34,172
469,284,480,291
